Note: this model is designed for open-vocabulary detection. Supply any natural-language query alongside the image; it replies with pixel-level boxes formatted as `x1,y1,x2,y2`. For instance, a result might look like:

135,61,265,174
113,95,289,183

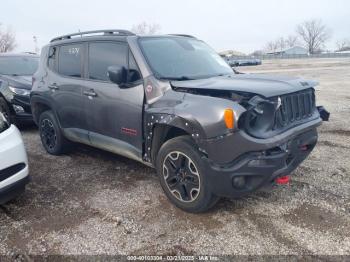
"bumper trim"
0,175,30,204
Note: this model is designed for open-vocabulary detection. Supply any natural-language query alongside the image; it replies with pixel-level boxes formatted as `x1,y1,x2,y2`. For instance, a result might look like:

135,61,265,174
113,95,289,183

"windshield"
139,37,233,80
0,56,39,75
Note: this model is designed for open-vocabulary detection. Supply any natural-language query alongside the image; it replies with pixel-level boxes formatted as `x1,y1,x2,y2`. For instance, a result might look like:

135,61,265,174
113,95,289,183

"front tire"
156,136,219,213
39,110,71,155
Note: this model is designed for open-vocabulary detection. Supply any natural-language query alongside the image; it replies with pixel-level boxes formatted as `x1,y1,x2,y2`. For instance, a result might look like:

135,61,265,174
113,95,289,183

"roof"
49,30,198,45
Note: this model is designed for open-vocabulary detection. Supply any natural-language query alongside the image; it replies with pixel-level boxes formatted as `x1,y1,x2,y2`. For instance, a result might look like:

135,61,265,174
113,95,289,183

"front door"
83,41,144,155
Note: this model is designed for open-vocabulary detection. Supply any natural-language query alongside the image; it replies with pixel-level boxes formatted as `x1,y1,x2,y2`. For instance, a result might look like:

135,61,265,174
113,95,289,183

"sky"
1,0,349,54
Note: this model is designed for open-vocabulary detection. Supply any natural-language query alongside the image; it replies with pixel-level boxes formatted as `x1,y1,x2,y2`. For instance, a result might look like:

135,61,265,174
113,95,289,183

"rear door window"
58,44,83,78
88,42,128,82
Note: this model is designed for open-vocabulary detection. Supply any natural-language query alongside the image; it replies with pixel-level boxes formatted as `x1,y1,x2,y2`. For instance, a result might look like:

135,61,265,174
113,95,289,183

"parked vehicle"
225,56,262,67
0,112,29,204
0,53,39,124
31,30,325,212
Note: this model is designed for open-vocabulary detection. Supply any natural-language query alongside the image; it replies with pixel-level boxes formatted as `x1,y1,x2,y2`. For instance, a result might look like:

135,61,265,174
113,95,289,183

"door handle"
83,90,97,97
48,83,59,90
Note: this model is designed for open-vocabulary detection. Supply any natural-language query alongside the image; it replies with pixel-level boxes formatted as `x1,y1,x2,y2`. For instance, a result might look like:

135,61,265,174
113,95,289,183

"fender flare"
30,95,60,125
143,112,206,163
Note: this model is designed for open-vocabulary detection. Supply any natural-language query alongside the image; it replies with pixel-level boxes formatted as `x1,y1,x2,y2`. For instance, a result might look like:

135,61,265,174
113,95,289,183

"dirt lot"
1,58,349,256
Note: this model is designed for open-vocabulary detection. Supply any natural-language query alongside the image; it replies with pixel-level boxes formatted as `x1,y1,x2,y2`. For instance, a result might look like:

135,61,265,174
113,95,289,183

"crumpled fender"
143,90,246,162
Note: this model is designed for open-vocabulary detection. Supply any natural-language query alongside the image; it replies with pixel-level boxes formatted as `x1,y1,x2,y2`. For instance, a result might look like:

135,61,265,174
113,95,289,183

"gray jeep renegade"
31,30,326,212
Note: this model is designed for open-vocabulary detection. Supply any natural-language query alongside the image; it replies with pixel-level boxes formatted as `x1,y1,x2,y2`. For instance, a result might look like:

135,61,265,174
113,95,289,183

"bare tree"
336,38,350,51
276,37,286,51
0,24,17,53
296,19,331,54
131,22,161,35
250,50,265,56
264,40,279,53
264,37,287,53
285,35,299,48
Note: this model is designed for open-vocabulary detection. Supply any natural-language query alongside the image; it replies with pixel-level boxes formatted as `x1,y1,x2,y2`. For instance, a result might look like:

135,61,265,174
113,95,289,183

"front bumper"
12,94,33,122
3,93,33,123
201,119,321,198
0,175,30,204
0,124,29,203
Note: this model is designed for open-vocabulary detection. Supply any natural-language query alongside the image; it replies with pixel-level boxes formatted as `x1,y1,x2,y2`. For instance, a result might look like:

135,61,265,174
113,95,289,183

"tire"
39,110,71,155
156,135,219,213
0,97,12,123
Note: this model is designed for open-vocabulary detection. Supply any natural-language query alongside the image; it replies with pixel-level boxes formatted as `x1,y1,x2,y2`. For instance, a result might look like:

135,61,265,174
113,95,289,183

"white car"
0,112,29,204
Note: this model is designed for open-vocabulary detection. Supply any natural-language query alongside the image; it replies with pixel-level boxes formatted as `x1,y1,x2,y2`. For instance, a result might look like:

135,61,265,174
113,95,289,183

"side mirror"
107,65,127,85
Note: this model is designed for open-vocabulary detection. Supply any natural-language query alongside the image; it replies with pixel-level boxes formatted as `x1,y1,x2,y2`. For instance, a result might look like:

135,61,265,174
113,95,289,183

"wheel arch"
30,95,54,125
150,124,190,164
144,113,206,165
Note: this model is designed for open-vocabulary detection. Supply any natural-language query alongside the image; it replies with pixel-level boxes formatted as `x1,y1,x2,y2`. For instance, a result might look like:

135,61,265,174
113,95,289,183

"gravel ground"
0,58,349,256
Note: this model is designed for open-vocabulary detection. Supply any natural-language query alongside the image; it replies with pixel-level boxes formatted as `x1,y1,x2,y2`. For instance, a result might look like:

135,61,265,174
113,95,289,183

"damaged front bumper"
200,118,322,198
8,94,33,123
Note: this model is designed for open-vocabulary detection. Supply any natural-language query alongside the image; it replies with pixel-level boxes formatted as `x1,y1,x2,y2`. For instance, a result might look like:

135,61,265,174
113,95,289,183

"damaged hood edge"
171,74,318,98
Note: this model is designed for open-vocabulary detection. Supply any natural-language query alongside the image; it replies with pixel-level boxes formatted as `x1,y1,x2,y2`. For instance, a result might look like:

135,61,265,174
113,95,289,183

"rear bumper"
201,121,320,198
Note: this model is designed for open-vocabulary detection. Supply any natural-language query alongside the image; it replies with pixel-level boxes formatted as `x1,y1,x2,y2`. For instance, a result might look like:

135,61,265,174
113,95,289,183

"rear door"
47,43,88,133
83,41,144,151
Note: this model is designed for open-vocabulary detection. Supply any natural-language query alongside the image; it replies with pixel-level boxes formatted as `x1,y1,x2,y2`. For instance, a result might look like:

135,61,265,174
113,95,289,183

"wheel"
0,97,12,123
39,110,71,155
156,136,219,213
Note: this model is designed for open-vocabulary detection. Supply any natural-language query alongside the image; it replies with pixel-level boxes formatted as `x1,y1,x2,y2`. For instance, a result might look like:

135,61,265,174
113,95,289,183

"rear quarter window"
48,46,57,71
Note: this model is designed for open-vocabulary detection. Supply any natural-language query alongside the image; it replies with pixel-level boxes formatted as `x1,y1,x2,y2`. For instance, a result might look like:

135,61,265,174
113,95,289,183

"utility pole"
33,36,39,54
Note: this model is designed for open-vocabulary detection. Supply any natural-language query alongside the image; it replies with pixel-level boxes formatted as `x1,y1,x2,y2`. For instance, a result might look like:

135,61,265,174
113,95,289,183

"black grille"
0,163,26,182
273,89,316,130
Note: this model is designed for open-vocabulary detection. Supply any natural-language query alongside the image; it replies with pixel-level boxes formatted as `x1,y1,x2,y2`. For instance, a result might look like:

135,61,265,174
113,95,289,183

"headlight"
8,86,30,96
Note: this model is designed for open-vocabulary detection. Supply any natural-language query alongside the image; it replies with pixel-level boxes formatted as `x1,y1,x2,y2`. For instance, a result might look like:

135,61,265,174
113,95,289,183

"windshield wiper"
159,76,196,81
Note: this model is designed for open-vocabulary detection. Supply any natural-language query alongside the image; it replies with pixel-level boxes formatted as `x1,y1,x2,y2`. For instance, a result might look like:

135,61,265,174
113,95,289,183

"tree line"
1,20,349,54
262,19,349,55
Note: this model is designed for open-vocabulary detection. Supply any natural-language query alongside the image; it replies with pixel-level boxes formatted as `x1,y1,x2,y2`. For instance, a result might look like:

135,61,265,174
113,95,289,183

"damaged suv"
31,30,326,212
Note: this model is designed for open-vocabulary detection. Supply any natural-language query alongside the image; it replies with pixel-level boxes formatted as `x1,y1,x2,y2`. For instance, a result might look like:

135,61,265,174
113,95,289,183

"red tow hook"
275,176,290,185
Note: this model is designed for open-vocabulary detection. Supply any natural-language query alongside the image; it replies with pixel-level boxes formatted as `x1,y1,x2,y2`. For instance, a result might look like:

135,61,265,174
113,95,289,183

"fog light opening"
232,176,246,189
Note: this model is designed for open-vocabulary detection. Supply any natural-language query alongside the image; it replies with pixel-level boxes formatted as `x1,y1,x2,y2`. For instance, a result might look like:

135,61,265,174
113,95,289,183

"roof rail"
50,29,136,42
168,34,196,38
22,52,38,55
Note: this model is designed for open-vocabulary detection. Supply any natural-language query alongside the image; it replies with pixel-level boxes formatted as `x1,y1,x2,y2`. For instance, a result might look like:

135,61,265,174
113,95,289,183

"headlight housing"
9,86,30,96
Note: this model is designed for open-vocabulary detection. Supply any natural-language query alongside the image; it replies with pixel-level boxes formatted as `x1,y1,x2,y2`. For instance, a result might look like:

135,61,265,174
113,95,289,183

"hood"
171,74,318,98
0,75,32,90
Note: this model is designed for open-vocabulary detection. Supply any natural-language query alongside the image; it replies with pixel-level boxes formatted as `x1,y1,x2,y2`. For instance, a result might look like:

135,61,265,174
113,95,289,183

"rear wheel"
39,110,71,155
156,136,219,213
